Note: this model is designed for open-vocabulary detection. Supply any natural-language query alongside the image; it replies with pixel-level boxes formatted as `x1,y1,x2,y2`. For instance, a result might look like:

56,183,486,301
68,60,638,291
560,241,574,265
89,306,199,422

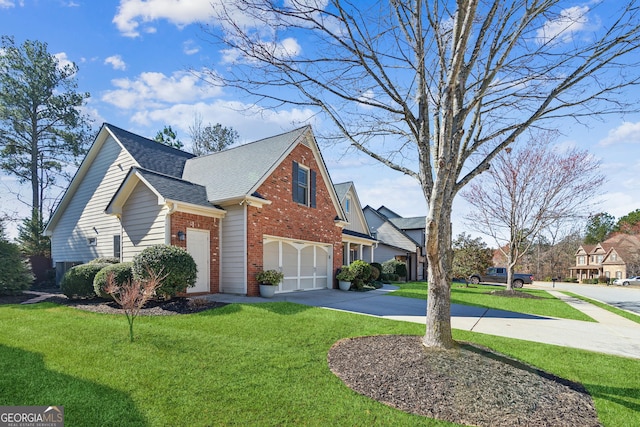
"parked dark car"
469,267,534,288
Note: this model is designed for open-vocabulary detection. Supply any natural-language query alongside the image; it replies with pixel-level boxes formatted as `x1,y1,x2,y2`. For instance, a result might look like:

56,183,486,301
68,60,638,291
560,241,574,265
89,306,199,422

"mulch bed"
0,290,227,315
328,335,600,427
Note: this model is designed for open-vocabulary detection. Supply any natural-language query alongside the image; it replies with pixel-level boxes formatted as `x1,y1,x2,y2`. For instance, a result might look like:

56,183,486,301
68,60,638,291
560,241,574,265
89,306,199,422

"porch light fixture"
177,231,186,241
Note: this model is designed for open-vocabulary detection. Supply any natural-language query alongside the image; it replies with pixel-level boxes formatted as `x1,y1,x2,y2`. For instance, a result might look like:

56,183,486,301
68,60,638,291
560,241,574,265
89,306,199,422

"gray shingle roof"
388,216,426,230
136,168,213,208
182,126,309,202
106,123,194,178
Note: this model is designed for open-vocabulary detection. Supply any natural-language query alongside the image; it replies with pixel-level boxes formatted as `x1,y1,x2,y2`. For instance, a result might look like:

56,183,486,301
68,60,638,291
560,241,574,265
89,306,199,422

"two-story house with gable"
45,123,348,296
570,233,640,282
333,182,377,265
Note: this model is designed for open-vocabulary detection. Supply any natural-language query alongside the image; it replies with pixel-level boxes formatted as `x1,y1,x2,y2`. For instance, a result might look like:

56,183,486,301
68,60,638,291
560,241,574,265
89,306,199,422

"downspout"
165,202,177,245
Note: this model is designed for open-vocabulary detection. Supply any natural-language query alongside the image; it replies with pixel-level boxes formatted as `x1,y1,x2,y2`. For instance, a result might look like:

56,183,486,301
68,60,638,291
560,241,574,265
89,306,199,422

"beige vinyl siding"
121,182,168,262
50,136,136,263
220,204,246,294
342,189,367,234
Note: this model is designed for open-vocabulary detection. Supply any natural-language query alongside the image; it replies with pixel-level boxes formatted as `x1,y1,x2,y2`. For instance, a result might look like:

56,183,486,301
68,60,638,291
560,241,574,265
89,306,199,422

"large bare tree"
206,1,640,348
462,136,604,290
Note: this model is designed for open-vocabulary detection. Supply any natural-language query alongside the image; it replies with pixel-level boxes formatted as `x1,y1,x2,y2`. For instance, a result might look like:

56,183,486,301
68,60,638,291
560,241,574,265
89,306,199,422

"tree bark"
423,178,456,349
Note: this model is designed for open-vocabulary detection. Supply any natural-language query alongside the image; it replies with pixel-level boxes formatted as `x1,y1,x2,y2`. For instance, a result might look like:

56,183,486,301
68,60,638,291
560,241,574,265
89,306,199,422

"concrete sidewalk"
203,285,640,359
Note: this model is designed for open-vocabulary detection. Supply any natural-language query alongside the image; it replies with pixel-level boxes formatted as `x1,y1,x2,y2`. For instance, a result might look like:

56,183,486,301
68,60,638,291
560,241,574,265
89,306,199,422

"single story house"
45,123,351,296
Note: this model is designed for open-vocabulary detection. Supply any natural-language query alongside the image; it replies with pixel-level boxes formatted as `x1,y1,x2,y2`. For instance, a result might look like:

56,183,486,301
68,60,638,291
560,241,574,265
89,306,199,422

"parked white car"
612,276,640,286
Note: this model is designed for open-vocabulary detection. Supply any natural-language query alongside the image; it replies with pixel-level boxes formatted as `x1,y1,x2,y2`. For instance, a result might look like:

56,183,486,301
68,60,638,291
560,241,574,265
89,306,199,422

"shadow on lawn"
585,383,640,414
0,344,148,426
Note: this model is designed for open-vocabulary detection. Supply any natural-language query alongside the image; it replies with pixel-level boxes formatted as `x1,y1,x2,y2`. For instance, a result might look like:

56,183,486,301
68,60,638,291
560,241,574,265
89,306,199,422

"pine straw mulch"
328,335,601,427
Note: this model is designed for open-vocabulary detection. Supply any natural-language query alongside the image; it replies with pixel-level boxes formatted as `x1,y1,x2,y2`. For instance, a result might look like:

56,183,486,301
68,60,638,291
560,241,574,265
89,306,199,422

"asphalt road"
532,281,640,315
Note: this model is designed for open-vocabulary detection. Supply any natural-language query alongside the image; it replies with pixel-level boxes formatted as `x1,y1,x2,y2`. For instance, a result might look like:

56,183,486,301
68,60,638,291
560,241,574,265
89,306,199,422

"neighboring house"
363,206,426,281
569,233,640,282
45,123,346,296
333,182,377,265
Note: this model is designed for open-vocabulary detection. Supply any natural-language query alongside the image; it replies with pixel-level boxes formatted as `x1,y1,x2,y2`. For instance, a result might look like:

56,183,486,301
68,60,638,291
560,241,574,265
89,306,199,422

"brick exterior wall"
246,143,343,296
170,212,220,295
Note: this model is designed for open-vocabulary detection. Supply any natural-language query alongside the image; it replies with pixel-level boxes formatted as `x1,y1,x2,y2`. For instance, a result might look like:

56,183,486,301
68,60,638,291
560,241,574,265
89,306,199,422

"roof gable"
45,123,197,234
363,205,418,251
105,123,194,177
106,167,224,218
182,126,344,220
334,181,373,237
182,126,309,202
377,205,401,218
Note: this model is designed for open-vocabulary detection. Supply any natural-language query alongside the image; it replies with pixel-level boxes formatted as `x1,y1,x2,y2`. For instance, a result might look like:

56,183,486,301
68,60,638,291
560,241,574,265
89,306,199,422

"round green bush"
93,262,134,298
61,263,111,299
369,264,380,281
132,245,197,298
349,260,372,290
370,262,383,275
0,240,34,295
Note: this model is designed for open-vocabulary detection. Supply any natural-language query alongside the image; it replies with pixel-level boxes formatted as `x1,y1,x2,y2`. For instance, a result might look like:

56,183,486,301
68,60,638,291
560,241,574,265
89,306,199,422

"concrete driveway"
208,284,640,359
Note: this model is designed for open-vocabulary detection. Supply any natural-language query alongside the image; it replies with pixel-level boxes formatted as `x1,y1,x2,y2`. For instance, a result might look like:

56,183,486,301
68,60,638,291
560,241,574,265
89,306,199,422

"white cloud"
0,0,20,8
536,5,590,44
183,40,200,55
221,37,302,65
113,0,217,37
129,100,318,141
53,52,75,71
599,122,640,146
101,70,222,109
104,55,126,70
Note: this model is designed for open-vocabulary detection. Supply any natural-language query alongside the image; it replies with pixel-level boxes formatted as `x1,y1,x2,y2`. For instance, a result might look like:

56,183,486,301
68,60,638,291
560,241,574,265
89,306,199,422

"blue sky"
1,0,640,242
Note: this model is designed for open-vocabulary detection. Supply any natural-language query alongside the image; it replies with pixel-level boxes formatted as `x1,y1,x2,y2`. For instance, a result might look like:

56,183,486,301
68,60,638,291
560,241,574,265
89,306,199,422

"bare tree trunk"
423,178,456,349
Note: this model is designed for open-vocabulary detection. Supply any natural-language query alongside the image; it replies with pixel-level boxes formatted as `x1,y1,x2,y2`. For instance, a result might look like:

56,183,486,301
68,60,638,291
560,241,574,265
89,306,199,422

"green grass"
562,292,640,325
388,282,595,322
0,301,638,426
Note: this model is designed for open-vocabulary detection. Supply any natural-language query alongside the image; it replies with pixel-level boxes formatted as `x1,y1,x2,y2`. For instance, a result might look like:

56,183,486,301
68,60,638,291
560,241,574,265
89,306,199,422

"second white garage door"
263,236,332,293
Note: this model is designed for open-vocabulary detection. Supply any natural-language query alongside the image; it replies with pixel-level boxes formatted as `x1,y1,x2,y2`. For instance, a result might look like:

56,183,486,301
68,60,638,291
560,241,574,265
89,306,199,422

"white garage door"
263,237,332,293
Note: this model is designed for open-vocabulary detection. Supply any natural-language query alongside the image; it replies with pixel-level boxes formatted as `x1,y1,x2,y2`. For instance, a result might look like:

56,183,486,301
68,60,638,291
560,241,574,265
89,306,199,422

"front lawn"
0,301,637,426
388,282,595,321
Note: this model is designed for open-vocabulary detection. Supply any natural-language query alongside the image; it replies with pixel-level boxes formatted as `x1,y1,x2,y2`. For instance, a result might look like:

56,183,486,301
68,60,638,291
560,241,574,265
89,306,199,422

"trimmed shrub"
336,266,356,282
132,245,197,298
89,257,120,265
349,260,372,290
0,239,34,295
370,262,383,275
382,259,407,278
395,262,407,278
93,262,133,299
61,263,111,299
369,265,380,281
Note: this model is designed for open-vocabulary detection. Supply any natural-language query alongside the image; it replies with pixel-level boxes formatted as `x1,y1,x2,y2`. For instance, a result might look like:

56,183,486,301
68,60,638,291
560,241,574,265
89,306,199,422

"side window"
345,196,351,213
113,235,121,259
